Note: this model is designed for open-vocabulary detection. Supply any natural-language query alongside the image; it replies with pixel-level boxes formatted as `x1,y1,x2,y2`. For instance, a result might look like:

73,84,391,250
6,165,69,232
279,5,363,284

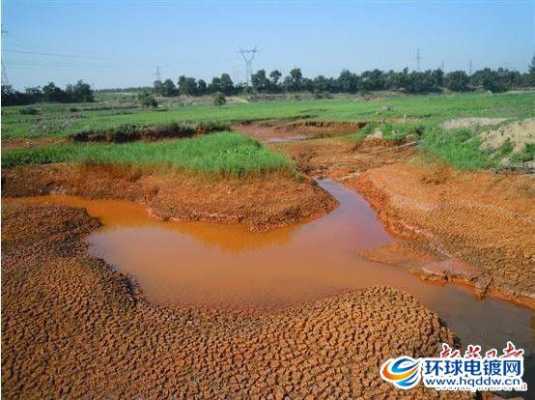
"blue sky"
2,0,534,89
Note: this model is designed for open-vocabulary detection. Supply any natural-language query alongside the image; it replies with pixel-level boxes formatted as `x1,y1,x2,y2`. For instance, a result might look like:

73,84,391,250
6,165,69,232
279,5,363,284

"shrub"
137,91,158,108
213,92,226,106
19,107,39,115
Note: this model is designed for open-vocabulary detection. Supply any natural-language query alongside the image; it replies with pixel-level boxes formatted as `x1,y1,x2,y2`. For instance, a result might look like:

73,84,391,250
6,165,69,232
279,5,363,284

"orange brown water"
11,180,535,359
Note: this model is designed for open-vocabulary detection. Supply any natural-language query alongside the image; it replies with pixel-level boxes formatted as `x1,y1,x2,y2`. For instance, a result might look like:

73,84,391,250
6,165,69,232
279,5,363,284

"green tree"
312,75,329,92
161,79,177,96
42,82,67,102
529,55,535,85
445,71,470,92
360,69,385,91
337,70,359,93
197,79,208,95
269,70,282,89
251,69,270,92
178,75,198,96
219,73,234,95
288,68,303,91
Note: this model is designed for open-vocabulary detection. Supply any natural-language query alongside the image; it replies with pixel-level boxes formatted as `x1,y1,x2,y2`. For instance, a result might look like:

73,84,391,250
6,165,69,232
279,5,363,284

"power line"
4,48,106,61
239,47,258,88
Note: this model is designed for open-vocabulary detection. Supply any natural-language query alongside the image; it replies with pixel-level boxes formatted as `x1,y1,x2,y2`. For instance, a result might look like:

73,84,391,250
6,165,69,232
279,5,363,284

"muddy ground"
2,164,336,231
2,203,471,399
2,119,534,399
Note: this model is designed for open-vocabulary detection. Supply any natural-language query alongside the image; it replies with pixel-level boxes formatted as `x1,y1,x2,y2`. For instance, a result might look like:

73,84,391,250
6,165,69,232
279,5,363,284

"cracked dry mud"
2,203,472,399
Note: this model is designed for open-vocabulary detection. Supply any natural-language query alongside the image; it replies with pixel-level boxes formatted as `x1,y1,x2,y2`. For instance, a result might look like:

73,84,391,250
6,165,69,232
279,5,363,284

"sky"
2,0,534,90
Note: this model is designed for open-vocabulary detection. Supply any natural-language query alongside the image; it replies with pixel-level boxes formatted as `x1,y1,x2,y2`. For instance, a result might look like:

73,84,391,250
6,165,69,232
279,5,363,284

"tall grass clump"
2,132,293,176
420,127,496,170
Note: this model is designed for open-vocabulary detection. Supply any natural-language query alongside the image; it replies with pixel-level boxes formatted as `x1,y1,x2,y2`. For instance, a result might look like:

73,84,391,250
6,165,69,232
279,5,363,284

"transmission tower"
154,66,162,82
469,60,473,75
416,48,421,72
1,29,9,86
239,47,258,87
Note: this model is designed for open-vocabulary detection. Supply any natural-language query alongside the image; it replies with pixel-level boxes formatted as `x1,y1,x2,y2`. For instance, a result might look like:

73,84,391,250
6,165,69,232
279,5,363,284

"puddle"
13,180,535,358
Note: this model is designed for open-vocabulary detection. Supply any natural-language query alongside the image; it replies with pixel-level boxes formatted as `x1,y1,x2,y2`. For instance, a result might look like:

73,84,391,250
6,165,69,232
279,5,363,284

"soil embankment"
234,120,364,143
2,163,336,231
352,163,535,308
2,202,469,399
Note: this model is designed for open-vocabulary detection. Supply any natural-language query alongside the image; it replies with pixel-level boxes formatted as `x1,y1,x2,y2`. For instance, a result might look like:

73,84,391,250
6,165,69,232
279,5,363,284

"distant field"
2,91,534,171
3,91,535,140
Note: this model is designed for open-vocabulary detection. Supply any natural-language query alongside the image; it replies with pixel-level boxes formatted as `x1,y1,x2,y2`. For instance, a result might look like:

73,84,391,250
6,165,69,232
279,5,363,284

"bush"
511,143,535,163
137,91,158,108
19,107,39,115
213,92,226,106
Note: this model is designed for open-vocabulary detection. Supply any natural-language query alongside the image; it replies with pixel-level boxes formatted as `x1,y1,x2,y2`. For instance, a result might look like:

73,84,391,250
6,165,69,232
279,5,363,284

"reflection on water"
13,181,535,358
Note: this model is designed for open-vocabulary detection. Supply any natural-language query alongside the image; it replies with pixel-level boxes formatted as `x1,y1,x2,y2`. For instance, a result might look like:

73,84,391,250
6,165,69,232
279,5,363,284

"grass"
420,127,497,170
3,91,535,140
511,143,535,164
3,91,534,171
2,132,293,175
348,121,424,142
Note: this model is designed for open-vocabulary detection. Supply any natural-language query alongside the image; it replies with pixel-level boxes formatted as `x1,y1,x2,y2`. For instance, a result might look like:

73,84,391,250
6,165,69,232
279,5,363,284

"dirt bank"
70,122,229,143
2,202,470,399
274,134,416,178
234,119,365,143
2,163,336,231
352,162,535,308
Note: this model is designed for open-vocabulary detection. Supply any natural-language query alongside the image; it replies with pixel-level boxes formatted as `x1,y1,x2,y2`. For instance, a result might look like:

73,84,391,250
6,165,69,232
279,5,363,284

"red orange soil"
2,136,66,150
233,120,364,143
2,163,336,231
2,203,470,399
2,120,533,398
351,162,535,308
254,126,535,309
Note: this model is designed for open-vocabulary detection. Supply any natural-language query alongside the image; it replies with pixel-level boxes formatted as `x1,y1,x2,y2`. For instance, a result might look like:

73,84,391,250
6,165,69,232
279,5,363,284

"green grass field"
2,132,293,175
2,91,534,171
3,92,534,140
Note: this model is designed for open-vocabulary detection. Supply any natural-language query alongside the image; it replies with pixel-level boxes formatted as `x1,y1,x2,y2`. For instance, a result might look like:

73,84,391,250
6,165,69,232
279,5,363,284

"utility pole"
416,48,421,72
1,29,9,86
239,47,258,88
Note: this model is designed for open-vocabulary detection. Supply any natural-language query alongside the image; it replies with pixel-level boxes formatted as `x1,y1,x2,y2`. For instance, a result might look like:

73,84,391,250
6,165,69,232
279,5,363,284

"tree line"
2,80,94,106
155,56,535,97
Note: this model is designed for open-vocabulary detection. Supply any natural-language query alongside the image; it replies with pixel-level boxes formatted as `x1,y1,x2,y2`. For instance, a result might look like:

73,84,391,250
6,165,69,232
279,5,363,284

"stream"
18,179,535,393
